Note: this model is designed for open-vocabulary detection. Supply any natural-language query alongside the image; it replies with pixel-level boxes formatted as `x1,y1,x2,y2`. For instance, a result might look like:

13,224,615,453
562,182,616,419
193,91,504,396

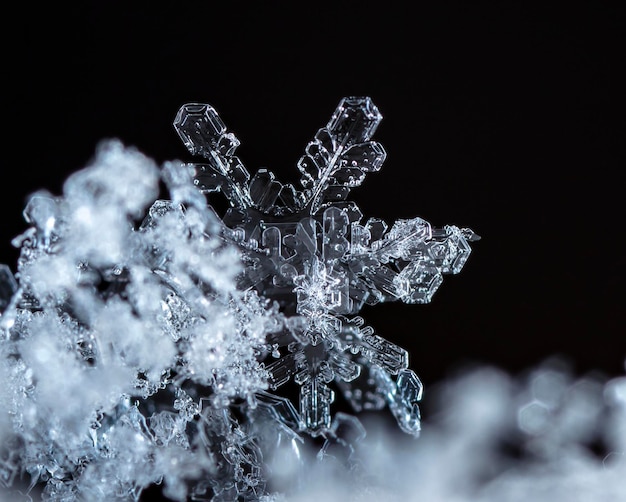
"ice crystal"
172,97,479,437
0,97,482,501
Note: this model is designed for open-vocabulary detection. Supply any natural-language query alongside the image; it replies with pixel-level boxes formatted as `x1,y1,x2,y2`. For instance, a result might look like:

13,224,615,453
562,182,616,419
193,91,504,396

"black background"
2,2,625,492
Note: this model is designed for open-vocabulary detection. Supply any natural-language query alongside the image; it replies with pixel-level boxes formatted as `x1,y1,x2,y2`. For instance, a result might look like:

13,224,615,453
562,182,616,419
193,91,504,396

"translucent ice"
0,97,483,501
173,97,478,437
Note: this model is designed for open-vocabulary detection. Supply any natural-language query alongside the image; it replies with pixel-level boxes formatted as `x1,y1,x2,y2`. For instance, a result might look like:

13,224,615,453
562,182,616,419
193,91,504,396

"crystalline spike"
327,96,383,146
294,98,390,215
300,377,334,435
173,103,228,158
396,368,424,403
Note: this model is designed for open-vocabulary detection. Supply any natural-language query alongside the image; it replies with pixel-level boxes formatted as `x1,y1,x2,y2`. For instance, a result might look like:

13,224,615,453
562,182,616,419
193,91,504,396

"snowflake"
173,96,479,436
0,97,479,501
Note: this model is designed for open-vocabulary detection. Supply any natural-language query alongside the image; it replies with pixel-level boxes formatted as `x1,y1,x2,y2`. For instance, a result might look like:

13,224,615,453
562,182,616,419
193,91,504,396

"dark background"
2,0,624,456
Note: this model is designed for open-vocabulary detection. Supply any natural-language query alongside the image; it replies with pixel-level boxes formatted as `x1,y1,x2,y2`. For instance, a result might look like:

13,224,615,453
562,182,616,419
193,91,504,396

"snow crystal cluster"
1,97,623,502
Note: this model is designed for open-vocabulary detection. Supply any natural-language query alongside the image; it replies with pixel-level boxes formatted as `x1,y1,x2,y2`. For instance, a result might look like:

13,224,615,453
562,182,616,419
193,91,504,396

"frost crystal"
173,96,478,436
0,97,479,501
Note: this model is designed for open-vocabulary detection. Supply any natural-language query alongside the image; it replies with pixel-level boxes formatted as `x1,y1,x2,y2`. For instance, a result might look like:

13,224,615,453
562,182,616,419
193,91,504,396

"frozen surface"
0,97,623,501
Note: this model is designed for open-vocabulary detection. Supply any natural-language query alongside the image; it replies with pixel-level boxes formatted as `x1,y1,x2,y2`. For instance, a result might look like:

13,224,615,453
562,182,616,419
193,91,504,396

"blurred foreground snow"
285,363,626,502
